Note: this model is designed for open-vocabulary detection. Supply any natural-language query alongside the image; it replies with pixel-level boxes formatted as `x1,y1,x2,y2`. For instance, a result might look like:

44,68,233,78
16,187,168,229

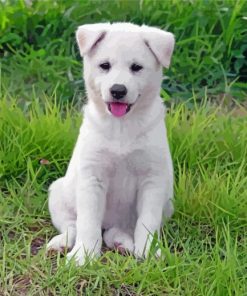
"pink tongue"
109,103,128,117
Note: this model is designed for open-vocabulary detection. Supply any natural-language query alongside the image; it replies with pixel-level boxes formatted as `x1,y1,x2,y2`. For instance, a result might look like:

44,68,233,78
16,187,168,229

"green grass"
0,0,247,294
0,94,246,295
0,0,247,103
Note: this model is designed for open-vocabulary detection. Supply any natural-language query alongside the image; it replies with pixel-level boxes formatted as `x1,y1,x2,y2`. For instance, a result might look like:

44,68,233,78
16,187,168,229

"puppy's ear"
76,23,110,56
141,26,175,68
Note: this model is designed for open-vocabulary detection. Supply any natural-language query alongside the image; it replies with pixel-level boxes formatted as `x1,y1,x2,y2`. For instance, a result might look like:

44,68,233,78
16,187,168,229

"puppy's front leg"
134,179,167,258
67,176,107,266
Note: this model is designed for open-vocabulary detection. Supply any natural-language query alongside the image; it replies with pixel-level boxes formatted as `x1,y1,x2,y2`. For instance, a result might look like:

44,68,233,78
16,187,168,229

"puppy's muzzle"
110,84,127,100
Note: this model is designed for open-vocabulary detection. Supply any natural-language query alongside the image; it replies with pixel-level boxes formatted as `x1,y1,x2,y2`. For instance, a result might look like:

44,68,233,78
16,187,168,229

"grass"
0,0,247,103
0,0,247,294
0,94,246,295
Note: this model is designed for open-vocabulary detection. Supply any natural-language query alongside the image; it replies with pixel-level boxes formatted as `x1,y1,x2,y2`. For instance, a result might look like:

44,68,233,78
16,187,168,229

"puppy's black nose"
110,84,127,100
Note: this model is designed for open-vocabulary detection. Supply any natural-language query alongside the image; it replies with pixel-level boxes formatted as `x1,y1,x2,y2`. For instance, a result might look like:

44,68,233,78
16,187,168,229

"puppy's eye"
99,62,111,71
130,63,143,72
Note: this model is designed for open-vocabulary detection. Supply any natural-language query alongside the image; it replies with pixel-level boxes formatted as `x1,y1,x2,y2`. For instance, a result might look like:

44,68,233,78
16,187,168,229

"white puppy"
47,22,175,266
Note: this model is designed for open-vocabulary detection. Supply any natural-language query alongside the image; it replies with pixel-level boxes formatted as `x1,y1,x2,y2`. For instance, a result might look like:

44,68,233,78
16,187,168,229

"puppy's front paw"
46,233,73,253
134,241,161,258
66,244,100,266
134,243,146,258
66,245,86,266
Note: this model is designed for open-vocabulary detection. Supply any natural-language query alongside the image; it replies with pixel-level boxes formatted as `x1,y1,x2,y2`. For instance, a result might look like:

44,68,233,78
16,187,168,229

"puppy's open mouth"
107,102,132,117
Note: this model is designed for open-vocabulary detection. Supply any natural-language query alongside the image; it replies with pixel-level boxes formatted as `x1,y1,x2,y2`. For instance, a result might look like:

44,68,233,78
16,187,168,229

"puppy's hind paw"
103,227,134,254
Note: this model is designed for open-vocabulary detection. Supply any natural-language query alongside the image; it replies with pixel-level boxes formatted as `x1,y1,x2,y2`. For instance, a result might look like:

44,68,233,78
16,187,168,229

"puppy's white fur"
47,22,175,265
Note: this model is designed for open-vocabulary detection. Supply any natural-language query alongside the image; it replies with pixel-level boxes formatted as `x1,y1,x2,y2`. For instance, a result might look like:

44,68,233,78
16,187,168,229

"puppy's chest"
104,145,153,177
80,129,164,177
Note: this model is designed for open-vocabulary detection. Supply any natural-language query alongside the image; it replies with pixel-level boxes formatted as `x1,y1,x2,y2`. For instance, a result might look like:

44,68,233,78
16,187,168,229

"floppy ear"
76,23,110,56
141,26,175,68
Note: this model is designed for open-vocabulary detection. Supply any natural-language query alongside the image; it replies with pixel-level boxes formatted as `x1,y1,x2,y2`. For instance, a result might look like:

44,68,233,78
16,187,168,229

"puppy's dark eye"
99,62,111,71
130,63,143,72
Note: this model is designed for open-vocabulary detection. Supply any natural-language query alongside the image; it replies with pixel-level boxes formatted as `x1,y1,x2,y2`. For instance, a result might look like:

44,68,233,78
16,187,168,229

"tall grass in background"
0,0,246,104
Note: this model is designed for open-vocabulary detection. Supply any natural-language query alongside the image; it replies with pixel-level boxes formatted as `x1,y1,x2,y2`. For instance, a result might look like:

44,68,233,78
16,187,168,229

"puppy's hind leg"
163,199,174,219
47,177,76,252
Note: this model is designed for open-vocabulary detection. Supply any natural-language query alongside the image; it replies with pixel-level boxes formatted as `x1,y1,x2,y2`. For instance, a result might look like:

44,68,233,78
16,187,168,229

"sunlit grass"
0,93,246,295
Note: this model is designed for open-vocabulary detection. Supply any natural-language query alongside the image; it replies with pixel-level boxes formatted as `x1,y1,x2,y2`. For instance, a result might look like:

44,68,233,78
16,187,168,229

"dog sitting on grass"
47,22,175,266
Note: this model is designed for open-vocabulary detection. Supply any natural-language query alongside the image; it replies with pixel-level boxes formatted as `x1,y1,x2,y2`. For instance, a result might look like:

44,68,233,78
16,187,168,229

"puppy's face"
77,23,175,117
86,32,161,117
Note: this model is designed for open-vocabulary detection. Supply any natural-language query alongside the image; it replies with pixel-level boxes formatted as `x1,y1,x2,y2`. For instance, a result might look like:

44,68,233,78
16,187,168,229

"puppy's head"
76,23,175,117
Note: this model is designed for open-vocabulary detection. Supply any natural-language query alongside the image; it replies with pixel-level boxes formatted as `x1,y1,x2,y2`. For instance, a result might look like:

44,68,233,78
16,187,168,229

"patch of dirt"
76,279,88,295
11,275,32,296
7,230,16,240
31,237,46,255
110,283,140,296
210,94,247,117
